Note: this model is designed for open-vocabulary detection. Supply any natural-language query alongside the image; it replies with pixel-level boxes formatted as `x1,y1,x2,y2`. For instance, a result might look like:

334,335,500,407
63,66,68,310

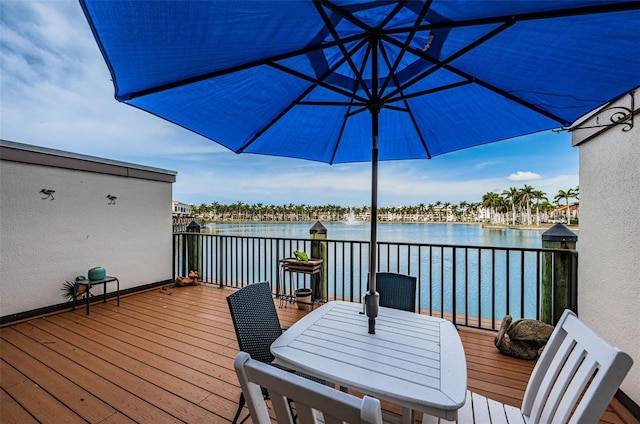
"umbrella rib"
380,0,433,96
317,0,369,31
320,0,419,101
382,19,515,102
314,1,371,100
381,27,568,124
344,106,369,117
316,0,410,104
240,37,369,154
236,83,319,154
319,0,407,33
267,61,368,103
299,101,364,107
405,103,432,159
440,66,570,125
405,55,568,125
378,1,410,29
389,2,640,34
329,106,352,165
266,39,370,103
123,33,365,101
330,40,374,164
386,80,473,103
381,21,572,124
378,42,432,159
383,104,408,113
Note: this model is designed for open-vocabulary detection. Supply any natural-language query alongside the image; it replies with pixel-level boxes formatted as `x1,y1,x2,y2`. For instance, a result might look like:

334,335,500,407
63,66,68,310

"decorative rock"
494,315,554,360
173,270,200,287
507,318,554,344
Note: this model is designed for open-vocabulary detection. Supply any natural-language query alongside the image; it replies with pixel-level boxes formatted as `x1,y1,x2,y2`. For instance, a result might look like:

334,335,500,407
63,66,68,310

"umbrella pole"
366,29,382,334
365,108,380,334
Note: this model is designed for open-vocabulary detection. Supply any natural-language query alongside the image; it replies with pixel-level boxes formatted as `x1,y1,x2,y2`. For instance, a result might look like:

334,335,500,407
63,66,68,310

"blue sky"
1,1,579,208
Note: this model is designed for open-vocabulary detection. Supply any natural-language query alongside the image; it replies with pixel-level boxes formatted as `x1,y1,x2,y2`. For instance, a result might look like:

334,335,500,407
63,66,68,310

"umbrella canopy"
81,0,640,333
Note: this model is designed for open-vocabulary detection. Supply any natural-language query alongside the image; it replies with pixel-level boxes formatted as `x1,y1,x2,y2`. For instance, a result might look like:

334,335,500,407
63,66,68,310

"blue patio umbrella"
80,0,640,333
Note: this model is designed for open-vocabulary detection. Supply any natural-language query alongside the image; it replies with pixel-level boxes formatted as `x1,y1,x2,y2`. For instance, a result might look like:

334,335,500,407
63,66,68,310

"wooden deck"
1,284,635,423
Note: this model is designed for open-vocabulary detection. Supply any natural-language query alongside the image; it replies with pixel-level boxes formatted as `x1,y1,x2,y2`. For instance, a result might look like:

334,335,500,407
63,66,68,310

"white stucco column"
572,90,639,407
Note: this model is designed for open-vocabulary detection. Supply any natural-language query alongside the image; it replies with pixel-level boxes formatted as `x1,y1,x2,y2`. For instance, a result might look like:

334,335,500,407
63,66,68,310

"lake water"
203,222,567,321
206,221,547,248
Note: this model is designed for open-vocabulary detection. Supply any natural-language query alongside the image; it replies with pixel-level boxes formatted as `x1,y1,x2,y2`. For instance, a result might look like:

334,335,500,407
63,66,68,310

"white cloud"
507,171,542,181
474,160,502,170
0,1,218,161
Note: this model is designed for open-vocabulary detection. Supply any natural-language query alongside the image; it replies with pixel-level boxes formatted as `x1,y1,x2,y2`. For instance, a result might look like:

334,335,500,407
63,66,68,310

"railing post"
541,223,578,325
186,220,202,277
310,221,328,301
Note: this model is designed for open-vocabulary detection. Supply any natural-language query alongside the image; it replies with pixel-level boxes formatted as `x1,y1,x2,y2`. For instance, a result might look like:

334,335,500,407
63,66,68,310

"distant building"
549,204,578,223
172,200,192,218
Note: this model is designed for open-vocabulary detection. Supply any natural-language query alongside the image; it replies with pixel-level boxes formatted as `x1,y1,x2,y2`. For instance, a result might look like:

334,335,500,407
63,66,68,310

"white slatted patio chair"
227,282,326,423
234,351,383,424
423,309,633,424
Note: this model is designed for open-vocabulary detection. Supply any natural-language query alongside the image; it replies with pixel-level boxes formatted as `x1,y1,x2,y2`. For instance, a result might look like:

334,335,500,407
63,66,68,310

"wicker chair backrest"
227,282,283,364
376,272,417,312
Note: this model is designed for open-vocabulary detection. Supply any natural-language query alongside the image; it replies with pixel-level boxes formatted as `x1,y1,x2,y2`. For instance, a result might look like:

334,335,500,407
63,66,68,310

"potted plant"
61,277,89,302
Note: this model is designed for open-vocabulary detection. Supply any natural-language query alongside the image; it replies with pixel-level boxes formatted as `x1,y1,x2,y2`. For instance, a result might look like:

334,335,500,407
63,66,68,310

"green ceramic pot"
88,267,106,281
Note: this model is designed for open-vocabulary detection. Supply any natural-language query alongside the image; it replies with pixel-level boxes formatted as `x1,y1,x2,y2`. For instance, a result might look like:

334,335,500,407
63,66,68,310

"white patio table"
271,301,467,423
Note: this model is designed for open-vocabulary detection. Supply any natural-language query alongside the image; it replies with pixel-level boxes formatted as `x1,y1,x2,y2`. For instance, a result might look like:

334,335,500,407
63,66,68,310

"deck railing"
173,232,577,330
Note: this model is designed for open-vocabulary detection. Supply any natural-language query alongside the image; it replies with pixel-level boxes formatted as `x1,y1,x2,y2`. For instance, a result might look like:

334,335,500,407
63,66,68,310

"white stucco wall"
573,92,639,405
1,141,176,318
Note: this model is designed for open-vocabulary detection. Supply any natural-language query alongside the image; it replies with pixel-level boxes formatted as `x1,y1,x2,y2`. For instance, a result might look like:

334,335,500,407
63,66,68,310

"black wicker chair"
375,272,417,312
227,282,323,424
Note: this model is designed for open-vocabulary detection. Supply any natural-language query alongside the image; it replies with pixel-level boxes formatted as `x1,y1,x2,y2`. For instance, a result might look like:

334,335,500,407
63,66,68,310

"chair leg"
232,392,245,424
238,412,251,424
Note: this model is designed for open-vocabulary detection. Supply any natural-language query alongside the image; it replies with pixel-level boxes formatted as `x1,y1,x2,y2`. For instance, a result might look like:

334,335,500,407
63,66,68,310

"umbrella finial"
422,33,435,52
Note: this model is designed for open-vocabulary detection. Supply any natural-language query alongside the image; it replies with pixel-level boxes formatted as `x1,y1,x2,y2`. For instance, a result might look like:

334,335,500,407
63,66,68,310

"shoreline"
199,220,579,232
481,223,579,232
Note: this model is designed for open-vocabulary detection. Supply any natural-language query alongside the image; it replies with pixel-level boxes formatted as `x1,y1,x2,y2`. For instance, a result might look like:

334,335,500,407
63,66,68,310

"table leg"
401,407,414,424
86,284,90,315
72,285,77,311
116,278,120,306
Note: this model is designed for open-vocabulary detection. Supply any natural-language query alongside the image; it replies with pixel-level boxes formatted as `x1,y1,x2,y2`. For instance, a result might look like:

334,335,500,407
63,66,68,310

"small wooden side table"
277,258,323,309
72,276,120,315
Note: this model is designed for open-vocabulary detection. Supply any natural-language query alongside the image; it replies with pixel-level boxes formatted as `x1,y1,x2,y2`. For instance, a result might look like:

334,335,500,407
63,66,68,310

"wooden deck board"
0,284,634,424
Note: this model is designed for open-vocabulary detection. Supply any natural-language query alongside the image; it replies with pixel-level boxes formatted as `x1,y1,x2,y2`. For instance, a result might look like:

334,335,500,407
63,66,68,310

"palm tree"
532,190,548,225
519,185,534,225
443,202,452,222
459,201,468,222
501,187,519,225
210,201,220,220
433,200,442,222
426,204,435,221
482,192,500,224
554,188,578,223
538,200,554,223
186,184,573,225
450,204,460,222
494,197,508,224
463,202,473,222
